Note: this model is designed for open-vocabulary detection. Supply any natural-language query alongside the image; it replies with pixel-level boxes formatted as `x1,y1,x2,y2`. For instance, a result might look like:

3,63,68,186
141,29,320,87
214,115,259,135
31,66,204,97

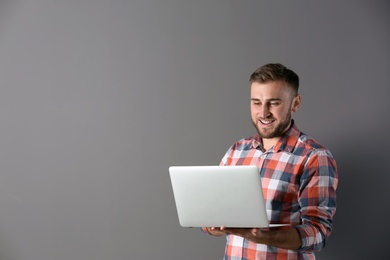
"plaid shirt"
218,121,338,260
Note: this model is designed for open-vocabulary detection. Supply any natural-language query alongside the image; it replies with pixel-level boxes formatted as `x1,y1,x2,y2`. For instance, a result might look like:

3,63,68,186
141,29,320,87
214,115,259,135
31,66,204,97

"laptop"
169,165,288,228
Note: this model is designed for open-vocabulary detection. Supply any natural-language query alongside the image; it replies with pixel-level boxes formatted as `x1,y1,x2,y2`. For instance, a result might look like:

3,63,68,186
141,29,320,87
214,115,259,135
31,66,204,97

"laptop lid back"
169,165,270,228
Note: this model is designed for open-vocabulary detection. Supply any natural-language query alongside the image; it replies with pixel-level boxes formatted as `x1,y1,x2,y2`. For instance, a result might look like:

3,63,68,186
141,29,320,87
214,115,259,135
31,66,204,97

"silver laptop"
169,165,287,228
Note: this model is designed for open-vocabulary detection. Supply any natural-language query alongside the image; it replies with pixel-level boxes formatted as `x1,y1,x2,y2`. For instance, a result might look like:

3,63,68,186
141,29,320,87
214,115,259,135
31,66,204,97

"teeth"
260,120,273,125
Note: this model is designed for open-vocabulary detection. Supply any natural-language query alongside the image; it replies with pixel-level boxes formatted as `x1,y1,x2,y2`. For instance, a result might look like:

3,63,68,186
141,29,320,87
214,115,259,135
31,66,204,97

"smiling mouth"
259,119,274,126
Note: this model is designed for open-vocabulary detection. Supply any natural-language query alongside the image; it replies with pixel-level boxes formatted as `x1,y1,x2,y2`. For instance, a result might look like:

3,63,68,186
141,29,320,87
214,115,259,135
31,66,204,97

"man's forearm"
220,227,302,251
254,228,301,250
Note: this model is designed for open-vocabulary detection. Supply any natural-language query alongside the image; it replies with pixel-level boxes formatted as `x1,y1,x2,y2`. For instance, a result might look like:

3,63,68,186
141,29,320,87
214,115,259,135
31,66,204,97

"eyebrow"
250,98,282,102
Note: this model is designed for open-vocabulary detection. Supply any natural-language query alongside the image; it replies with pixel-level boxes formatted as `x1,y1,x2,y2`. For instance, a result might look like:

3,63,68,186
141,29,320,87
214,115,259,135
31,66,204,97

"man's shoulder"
296,132,332,156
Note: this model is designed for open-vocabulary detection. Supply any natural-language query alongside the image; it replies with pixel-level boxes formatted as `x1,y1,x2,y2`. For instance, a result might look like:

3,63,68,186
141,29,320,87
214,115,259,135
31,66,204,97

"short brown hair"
250,63,299,94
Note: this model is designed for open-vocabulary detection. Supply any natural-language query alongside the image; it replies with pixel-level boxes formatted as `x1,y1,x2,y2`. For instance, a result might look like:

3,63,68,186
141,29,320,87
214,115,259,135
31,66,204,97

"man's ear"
292,94,301,112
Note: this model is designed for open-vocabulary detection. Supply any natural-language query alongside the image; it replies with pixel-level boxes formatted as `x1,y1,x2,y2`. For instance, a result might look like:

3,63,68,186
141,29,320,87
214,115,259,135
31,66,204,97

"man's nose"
259,105,270,118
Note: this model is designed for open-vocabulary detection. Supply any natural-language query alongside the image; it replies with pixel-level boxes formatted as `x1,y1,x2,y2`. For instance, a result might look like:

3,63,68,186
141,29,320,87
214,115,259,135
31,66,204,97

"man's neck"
261,138,279,151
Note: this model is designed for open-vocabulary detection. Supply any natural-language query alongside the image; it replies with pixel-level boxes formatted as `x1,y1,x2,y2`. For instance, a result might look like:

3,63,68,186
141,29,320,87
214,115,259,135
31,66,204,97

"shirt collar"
251,120,300,153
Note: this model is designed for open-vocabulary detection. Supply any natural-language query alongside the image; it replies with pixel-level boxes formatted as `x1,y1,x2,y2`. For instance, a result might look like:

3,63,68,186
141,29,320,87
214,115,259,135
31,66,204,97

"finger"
250,228,259,235
222,228,246,234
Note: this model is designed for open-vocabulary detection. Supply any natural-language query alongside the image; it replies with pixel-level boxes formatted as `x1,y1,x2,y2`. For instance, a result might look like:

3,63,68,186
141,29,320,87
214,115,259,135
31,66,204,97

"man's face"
250,81,301,139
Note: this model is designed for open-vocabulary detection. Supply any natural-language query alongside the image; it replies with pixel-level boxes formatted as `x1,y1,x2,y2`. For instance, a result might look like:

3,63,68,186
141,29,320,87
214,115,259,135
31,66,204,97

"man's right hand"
205,227,228,237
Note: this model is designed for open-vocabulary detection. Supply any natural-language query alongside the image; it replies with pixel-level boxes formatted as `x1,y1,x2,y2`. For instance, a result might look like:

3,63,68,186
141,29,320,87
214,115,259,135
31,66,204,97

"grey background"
0,0,388,259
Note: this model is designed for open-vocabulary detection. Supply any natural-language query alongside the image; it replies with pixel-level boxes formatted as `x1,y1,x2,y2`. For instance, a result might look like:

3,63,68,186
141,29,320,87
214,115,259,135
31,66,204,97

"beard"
252,112,292,139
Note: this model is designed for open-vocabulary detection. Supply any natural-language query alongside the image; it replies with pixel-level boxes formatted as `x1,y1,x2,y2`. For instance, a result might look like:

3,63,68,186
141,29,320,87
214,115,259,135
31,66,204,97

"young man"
203,63,338,259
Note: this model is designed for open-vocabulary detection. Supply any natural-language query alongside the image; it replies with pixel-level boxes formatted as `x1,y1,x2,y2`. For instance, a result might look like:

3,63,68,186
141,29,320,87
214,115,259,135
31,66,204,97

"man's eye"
270,102,280,106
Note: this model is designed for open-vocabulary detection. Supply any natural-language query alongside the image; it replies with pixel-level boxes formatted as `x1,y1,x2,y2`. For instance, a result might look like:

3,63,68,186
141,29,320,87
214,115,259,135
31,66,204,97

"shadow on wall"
318,133,388,260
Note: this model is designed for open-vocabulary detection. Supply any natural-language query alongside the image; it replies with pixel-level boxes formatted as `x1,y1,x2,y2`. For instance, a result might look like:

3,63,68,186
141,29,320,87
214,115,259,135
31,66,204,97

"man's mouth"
259,119,274,126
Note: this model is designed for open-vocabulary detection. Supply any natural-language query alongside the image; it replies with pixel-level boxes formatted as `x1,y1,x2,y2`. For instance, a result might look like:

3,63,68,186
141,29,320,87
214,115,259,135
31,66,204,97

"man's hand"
205,226,262,238
219,227,263,242
204,227,228,237
219,226,302,250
